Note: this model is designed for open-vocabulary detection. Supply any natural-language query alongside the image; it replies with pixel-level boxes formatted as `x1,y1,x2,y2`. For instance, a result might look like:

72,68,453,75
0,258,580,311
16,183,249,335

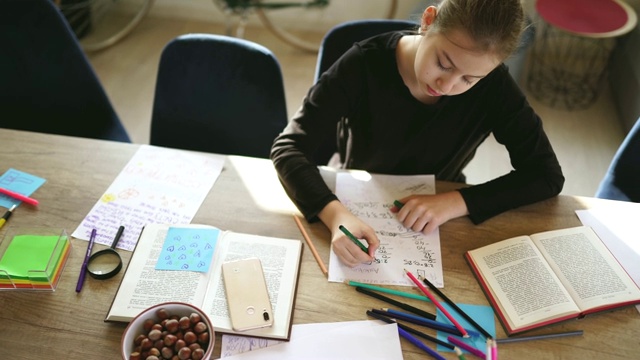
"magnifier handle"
112,226,125,249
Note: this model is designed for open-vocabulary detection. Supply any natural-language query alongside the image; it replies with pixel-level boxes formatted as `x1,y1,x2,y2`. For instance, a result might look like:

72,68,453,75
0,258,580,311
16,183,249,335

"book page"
106,224,214,322
532,226,640,311
330,172,443,287
202,232,302,340
468,236,579,330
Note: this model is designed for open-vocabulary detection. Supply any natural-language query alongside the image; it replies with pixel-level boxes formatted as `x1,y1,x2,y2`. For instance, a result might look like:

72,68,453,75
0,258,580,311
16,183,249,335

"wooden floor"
87,15,627,198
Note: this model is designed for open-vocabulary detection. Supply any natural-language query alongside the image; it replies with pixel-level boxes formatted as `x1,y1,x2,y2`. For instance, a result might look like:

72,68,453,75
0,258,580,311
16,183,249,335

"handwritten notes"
72,145,225,251
329,172,444,287
0,169,46,208
156,227,219,272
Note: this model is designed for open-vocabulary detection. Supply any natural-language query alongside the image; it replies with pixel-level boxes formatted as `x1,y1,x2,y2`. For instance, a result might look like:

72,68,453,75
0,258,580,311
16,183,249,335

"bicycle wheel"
256,0,398,52
56,0,155,52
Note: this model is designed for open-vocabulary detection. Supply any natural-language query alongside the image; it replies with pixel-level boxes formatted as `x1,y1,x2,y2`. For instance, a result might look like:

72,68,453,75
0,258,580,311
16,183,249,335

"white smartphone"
221,257,274,332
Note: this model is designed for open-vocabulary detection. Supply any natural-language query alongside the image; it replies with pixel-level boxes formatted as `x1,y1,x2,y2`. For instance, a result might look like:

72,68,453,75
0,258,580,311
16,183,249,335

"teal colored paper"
0,168,46,208
155,227,219,272
436,303,496,352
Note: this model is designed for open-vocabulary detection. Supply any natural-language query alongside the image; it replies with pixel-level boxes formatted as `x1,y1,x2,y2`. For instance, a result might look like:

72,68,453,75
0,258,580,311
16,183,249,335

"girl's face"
412,28,501,102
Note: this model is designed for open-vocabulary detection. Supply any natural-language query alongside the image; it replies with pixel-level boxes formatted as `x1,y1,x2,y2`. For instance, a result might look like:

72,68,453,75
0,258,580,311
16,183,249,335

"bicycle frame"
222,0,330,11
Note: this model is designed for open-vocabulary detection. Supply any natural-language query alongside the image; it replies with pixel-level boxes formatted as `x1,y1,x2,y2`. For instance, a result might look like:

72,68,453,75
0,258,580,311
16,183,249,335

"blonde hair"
429,0,525,60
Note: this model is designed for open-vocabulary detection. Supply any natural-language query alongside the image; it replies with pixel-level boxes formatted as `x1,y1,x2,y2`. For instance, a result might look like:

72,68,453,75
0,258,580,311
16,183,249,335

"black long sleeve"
271,31,564,223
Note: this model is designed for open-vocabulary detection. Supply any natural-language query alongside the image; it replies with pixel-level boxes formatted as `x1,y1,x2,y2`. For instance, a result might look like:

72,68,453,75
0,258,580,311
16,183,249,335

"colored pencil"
495,330,584,344
379,308,481,337
346,280,432,302
485,339,491,360
366,310,454,349
447,336,486,359
399,326,447,360
338,225,369,253
491,339,498,360
455,346,468,360
355,286,436,320
405,269,469,338
293,214,327,276
369,310,446,360
420,275,492,339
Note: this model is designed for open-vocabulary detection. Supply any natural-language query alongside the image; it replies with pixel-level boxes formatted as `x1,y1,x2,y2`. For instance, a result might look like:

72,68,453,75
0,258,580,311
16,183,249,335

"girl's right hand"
318,200,379,267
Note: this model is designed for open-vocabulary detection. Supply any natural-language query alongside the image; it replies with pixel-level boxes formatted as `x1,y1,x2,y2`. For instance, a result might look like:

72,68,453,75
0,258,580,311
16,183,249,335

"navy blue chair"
595,118,640,202
0,0,131,142
312,19,419,165
150,34,288,159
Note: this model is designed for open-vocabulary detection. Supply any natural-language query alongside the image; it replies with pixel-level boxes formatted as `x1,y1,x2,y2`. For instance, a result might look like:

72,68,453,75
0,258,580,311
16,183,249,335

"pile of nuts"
129,308,210,360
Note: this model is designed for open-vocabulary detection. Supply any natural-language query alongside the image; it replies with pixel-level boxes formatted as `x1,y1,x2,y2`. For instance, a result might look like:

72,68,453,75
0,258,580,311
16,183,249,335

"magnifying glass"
87,225,125,280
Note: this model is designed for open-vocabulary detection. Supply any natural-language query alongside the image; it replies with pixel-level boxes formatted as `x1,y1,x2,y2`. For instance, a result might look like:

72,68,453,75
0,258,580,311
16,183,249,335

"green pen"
338,225,369,253
393,200,404,209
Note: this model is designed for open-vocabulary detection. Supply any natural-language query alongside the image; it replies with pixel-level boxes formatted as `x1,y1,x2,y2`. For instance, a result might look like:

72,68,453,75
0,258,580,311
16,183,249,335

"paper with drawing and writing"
155,227,219,272
328,172,443,287
72,145,224,251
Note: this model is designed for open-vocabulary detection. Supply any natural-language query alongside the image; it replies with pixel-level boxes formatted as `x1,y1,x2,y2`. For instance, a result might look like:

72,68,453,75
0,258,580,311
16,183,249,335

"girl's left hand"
391,191,469,233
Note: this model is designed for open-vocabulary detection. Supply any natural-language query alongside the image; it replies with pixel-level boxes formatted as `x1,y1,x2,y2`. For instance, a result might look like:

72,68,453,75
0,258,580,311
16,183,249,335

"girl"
271,0,564,267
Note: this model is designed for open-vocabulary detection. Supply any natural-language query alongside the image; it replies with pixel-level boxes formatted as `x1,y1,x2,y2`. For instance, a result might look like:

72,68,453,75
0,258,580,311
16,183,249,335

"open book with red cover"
465,226,640,335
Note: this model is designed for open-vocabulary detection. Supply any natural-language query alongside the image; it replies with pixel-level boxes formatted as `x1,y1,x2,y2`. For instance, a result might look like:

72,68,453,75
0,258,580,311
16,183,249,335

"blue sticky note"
155,227,220,272
0,168,46,208
436,303,496,352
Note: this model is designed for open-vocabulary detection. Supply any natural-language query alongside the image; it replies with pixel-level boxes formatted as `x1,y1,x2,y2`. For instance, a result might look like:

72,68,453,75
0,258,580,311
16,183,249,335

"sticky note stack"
0,231,71,290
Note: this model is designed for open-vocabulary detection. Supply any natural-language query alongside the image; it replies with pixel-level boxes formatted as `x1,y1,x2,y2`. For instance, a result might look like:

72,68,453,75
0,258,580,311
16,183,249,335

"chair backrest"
595,117,640,202
312,19,418,164
0,0,131,142
150,34,288,159
314,19,419,82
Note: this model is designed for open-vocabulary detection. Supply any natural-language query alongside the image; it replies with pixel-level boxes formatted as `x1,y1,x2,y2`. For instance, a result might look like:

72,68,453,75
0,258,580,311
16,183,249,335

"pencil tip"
463,334,470,338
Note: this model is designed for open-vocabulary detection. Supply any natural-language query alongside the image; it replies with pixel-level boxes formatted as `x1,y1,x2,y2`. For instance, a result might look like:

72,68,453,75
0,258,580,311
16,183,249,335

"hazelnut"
192,348,205,360
177,347,191,360
148,329,162,341
161,347,174,359
183,331,197,344
156,308,170,320
193,322,207,334
178,316,191,330
143,319,155,332
163,334,177,347
189,312,202,324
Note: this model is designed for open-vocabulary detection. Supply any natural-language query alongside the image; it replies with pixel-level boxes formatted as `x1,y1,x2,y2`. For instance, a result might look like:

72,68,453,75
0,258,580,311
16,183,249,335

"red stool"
526,0,637,110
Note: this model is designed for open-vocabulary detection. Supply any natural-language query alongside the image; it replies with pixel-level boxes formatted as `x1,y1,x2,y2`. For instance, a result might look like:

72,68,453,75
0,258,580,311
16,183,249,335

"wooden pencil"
293,214,328,276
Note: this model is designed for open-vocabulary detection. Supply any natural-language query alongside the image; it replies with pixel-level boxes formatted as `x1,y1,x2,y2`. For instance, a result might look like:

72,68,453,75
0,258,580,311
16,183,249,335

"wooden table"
0,128,638,359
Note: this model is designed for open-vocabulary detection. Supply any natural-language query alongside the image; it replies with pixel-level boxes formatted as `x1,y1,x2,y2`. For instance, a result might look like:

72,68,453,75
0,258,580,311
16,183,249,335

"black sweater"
271,31,564,224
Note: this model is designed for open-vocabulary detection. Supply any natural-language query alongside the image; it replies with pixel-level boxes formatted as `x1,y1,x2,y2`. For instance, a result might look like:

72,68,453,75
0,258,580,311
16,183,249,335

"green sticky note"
0,235,62,280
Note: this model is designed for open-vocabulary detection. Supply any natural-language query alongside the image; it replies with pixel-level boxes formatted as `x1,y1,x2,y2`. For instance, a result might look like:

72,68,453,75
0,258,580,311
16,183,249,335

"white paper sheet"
219,321,403,359
576,201,640,312
72,145,224,250
329,172,443,287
